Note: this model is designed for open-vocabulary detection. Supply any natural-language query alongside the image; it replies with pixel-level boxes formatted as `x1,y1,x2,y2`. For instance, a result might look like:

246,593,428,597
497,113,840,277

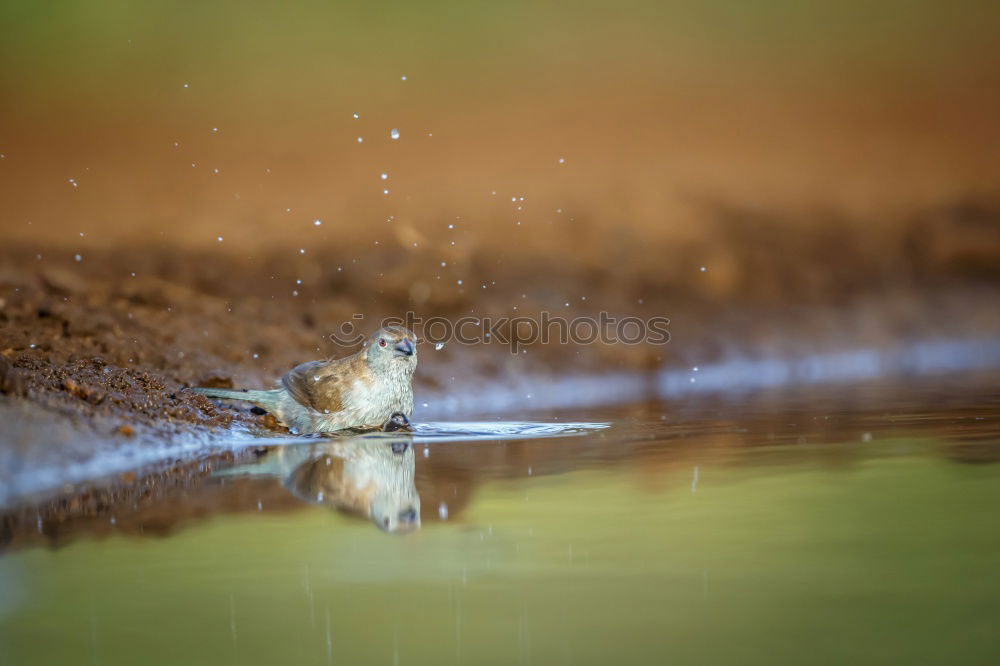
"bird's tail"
188,387,281,410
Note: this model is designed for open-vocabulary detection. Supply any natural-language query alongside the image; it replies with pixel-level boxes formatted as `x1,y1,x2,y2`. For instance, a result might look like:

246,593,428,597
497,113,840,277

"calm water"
1,379,999,665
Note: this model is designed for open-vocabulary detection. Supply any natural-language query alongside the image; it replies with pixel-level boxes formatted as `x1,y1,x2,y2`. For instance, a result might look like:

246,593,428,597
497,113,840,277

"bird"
189,326,417,434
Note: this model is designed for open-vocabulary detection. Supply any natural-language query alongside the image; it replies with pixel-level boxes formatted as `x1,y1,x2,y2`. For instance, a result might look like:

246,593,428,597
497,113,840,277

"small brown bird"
191,326,417,434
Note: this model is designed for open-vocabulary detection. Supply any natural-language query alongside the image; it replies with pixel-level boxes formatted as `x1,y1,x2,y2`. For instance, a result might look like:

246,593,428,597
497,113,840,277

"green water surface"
2,399,999,665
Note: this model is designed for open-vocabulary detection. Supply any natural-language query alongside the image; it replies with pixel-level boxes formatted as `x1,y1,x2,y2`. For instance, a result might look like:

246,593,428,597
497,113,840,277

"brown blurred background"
2,0,1000,416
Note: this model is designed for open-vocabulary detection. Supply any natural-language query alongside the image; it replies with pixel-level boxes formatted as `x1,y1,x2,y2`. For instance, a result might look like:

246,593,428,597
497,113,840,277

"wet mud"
2,198,1000,515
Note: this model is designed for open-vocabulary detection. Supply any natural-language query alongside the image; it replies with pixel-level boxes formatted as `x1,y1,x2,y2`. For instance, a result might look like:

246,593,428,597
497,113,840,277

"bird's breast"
342,374,413,422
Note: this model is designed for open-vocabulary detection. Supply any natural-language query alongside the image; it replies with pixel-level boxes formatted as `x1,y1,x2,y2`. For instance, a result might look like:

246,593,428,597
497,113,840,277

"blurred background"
2,0,1000,413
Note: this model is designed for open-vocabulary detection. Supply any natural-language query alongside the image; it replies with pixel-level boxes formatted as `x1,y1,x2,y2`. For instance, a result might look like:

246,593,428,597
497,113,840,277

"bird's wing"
281,354,368,414
281,361,328,411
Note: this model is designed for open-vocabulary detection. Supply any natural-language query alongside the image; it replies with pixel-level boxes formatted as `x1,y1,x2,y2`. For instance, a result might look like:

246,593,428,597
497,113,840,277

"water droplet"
457,279,463,285
558,157,565,164
700,266,707,272
401,75,408,81
383,189,389,195
380,172,388,180
438,502,449,519
357,137,363,143
390,128,400,140
299,248,305,254
353,112,359,119
74,254,82,262
435,342,444,351
217,236,223,242
314,219,322,226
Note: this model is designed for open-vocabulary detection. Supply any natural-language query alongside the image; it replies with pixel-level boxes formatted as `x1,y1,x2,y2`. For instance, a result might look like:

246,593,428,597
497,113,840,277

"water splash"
410,421,609,443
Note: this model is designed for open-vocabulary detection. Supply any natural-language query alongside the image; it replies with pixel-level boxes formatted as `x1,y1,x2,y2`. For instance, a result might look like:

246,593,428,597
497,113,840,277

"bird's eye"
379,338,386,347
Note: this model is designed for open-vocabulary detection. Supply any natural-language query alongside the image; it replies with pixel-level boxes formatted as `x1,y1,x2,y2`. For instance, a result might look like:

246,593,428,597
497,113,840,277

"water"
1,377,999,665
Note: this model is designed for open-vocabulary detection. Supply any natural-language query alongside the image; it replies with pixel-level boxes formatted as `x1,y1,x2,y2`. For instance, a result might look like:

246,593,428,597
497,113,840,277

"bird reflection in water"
251,435,420,533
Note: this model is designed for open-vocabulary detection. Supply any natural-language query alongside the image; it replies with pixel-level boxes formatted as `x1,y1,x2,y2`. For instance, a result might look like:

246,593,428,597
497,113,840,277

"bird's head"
365,325,418,375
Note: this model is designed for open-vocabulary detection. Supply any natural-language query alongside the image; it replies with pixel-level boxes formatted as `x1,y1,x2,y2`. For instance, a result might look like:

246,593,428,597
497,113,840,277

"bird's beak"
393,338,415,357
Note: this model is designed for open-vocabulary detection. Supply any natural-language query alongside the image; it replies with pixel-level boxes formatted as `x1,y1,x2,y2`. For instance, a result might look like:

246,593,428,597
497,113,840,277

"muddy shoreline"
2,198,1000,510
